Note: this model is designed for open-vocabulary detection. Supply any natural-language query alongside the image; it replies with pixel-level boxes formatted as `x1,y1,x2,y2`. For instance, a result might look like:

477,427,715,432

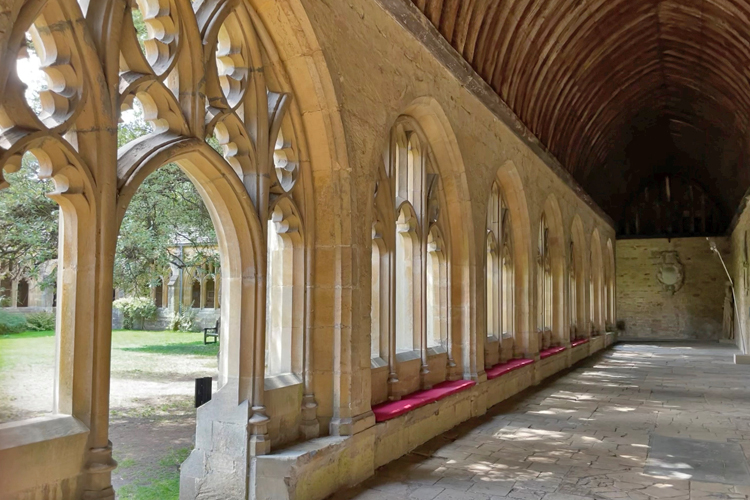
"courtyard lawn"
0,329,219,499
0,330,56,421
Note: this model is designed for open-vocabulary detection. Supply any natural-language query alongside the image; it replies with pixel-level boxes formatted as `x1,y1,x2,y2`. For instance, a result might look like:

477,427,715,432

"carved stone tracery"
656,250,685,295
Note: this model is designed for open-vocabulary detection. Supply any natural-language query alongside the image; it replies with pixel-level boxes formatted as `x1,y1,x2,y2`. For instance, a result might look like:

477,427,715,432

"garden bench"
204,318,219,344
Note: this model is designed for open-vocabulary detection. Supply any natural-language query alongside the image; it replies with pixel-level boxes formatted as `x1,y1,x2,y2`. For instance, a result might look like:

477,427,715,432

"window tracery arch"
370,117,454,402
485,181,515,368
538,213,553,349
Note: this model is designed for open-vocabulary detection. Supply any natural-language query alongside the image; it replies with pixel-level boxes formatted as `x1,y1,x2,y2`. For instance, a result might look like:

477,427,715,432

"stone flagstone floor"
331,343,750,500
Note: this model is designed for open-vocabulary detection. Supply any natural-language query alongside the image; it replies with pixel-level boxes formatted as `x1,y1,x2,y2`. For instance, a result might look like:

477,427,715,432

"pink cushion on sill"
372,379,477,423
571,339,589,348
539,346,567,359
372,398,428,422
412,379,476,405
486,358,534,380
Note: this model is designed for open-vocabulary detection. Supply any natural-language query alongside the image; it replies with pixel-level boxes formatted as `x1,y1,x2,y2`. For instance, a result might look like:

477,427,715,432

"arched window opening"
485,182,515,367
502,244,514,338
569,241,577,339
371,220,388,360
606,240,615,330
16,279,29,308
589,250,595,335
395,206,418,353
0,275,11,307
112,159,221,495
486,234,499,339
426,228,448,349
538,214,553,349
204,277,215,309
154,278,163,308
372,236,383,358
265,204,303,378
191,280,201,308
372,119,454,401
0,149,59,424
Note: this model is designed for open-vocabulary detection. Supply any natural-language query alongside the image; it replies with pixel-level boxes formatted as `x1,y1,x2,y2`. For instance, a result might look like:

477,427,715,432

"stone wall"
730,210,750,353
616,238,728,340
0,1,619,499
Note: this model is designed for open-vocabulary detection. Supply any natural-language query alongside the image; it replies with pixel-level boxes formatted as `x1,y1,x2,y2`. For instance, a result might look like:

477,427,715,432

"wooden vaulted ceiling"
411,0,750,229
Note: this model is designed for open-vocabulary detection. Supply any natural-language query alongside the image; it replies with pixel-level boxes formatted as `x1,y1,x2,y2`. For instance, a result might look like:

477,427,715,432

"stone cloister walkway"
332,343,750,500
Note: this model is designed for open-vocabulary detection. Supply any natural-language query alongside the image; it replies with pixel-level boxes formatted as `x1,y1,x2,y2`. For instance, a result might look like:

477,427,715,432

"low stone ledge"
604,331,617,346
537,348,570,381
373,382,477,468
591,334,606,352
252,432,374,500
570,342,590,365
0,415,89,498
483,363,535,408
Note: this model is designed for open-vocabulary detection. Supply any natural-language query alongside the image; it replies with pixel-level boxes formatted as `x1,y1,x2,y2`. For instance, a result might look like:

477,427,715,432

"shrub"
26,311,56,331
168,306,199,332
0,310,28,335
113,297,157,330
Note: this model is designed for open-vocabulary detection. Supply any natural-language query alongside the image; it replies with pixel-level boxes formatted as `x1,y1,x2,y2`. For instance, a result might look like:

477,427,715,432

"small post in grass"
195,376,212,407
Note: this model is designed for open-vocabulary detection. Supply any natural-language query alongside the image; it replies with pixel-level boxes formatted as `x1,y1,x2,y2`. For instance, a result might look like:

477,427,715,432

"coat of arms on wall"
656,251,684,295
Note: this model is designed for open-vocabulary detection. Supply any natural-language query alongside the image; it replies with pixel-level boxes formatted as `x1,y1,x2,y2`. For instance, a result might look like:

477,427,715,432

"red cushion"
486,358,534,380
571,339,589,348
412,379,476,405
539,346,567,359
372,398,429,422
372,379,476,423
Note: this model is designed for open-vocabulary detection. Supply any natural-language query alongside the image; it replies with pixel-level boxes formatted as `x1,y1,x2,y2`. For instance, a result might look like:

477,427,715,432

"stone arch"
590,229,605,334
401,96,477,379
541,194,567,348
570,216,587,340
0,134,97,421
0,0,352,497
495,161,533,356
117,139,262,394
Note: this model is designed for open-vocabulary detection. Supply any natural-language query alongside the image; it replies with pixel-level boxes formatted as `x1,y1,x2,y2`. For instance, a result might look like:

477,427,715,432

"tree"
0,105,218,298
0,154,58,288
114,162,218,297
0,21,218,299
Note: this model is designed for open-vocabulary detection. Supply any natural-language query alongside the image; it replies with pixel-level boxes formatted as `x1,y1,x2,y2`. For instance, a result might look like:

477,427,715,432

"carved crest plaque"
656,251,684,295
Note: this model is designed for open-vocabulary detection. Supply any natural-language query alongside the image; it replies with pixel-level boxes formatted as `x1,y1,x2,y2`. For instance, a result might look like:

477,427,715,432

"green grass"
117,476,180,500
0,330,55,371
112,330,218,357
116,447,192,500
121,340,218,357
159,447,191,467
0,330,54,340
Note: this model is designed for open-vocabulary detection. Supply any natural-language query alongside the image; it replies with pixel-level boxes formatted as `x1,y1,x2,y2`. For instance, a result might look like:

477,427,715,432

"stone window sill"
395,349,421,363
427,346,447,356
264,373,302,391
0,414,88,451
371,357,388,369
